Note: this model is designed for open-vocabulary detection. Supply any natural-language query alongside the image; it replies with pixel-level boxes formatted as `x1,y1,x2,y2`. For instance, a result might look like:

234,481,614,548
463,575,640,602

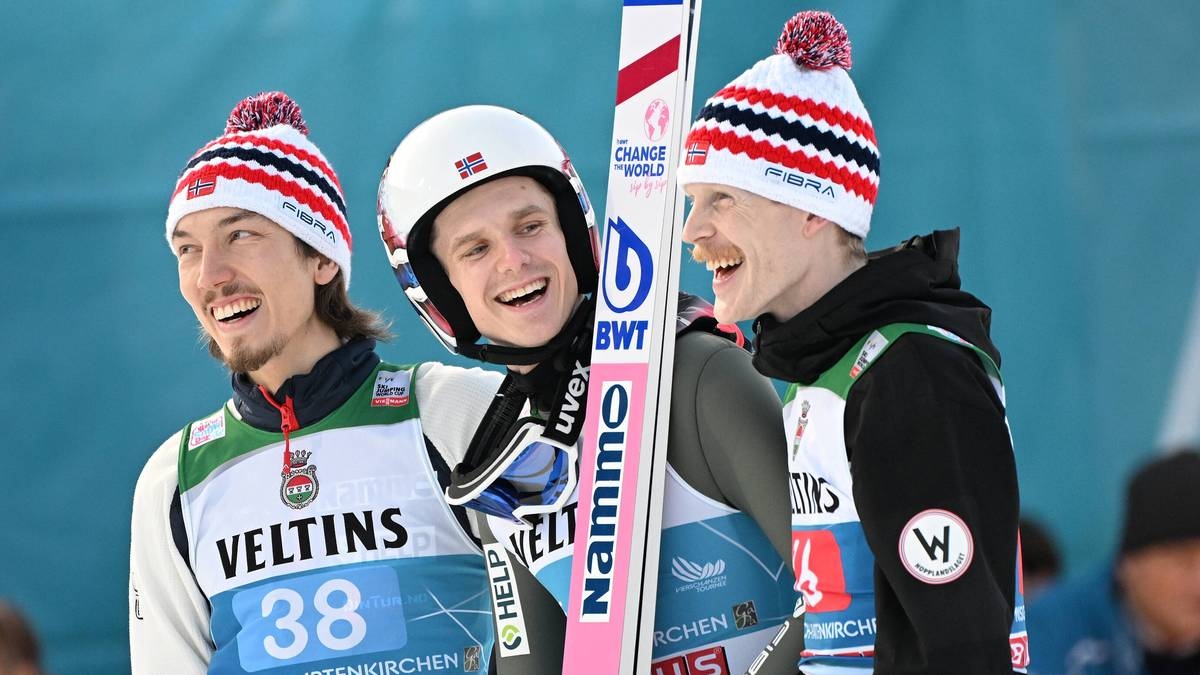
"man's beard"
204,332,287,374
199,281,287,373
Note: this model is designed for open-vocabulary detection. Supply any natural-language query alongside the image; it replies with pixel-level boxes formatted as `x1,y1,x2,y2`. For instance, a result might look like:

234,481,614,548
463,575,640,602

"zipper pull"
258,386,301,475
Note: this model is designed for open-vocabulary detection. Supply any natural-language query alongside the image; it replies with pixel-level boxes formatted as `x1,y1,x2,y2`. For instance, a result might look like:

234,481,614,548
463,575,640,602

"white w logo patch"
670,557,726,583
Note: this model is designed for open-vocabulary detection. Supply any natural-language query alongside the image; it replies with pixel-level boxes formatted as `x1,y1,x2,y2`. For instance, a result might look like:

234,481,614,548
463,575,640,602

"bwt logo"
579,380,631,621
601,217,653,313
598,217,653,351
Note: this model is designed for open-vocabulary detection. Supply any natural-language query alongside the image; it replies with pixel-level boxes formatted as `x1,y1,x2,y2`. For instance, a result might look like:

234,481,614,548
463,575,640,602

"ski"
563,0,702,673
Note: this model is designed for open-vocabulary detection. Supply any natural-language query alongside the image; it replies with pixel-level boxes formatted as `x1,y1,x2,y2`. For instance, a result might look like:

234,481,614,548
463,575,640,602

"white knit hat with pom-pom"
165,91,353,286
678,11,879,238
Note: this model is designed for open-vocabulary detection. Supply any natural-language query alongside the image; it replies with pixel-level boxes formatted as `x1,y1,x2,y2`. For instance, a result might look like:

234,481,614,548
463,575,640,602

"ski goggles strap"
445,416,578,526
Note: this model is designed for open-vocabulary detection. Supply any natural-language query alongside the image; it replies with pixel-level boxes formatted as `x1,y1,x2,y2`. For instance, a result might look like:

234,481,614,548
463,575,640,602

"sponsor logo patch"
789,471,842,516
484,543,530,657
371,369,411,407
899,509,974,584
601,216,654,314
188,411,226,450
644,98,670,142
281,200,338,243
670,556,727,594
849,330,889,379
764,166,837,200
1010,633,1030,668
732,600,759,630
792,530,851,612
579,380,631,620
462,644,482,672
652,646,730,675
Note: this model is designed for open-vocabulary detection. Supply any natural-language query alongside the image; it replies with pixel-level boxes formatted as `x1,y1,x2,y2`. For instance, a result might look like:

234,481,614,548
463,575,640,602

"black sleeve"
480,521,568,675
670,332,805,675
846,334,1019,674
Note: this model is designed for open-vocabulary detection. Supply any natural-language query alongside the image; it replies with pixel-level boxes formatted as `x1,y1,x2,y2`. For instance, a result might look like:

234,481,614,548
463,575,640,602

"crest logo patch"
280,449,319,509
792,399,811,460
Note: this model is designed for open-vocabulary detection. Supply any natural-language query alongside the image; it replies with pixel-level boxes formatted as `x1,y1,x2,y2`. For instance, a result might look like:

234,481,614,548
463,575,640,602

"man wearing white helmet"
378,105,803,674
130,92,500,674
679,11,1027,675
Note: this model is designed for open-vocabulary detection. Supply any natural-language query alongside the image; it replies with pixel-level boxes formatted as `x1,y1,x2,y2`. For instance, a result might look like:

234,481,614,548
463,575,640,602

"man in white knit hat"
679,11,1028,675
130,92,501,674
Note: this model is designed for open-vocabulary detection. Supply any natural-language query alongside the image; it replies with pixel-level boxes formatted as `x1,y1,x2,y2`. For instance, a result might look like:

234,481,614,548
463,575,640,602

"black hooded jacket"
754,230,1022,675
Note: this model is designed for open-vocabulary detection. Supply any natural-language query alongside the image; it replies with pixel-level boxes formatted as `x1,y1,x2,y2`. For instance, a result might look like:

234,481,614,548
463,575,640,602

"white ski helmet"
377,105,599,363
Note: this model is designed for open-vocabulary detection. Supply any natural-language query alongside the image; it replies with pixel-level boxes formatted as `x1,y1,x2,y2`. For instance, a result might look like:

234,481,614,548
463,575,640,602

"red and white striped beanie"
678,11,879,238
165,92,353,286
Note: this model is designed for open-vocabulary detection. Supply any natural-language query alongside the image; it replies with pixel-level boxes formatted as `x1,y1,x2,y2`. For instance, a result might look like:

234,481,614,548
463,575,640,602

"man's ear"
801,211,834,238
313,254,339,286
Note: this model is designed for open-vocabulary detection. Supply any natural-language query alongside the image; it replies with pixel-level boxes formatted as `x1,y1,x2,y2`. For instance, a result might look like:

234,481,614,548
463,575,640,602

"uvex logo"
553,361,588,439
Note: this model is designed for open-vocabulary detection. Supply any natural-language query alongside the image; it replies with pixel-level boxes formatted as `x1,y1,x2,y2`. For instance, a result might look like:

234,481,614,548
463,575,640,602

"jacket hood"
753,229,999,383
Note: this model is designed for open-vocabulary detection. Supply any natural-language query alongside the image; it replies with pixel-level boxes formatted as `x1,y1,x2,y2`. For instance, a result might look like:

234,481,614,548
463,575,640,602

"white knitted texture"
678,54,878,238
164,124,352,286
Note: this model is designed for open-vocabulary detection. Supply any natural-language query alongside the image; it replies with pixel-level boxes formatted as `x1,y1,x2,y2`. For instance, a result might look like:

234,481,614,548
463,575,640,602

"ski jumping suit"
130,339,503,674
752,230,1028,675
483,296,803,675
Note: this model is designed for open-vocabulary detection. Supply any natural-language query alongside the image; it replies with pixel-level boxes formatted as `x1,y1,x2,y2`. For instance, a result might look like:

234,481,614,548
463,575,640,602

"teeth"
498,279,547,303
705,257,744,271
212,298,261,321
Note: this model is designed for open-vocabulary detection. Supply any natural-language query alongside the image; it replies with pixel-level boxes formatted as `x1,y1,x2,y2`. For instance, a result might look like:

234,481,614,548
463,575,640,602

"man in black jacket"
677,10,1027,675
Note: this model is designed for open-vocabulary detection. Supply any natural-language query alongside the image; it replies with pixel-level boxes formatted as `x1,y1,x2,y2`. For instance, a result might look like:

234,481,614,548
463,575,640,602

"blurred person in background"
0,601,43,675
1021,516,1064,600
1028,449,1200,675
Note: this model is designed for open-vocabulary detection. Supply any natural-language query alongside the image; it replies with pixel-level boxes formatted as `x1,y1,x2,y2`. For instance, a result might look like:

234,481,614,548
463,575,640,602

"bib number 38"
232,566,406,671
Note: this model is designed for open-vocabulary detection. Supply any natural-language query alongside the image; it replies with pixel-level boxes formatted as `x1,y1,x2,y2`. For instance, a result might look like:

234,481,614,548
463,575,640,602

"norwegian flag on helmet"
455,152,488,179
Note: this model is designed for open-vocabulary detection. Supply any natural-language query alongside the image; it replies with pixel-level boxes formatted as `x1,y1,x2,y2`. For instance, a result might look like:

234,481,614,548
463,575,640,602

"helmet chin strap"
460,295,596,366
449,295,595,505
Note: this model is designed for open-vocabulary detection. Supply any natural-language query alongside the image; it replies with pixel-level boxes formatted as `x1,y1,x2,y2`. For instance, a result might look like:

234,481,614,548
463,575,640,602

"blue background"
2,1,1198,672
